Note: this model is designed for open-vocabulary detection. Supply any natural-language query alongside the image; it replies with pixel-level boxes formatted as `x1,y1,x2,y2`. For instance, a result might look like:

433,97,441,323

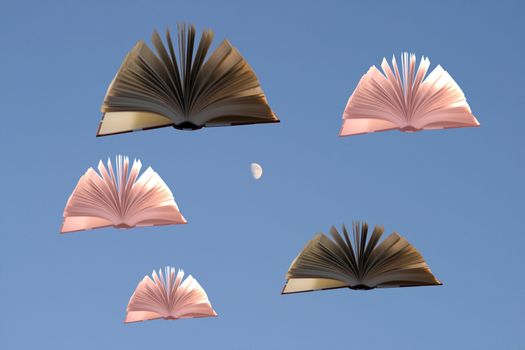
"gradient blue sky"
1,0,524,349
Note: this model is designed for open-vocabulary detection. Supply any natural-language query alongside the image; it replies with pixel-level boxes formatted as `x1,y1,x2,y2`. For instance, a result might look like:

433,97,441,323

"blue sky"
0,0,524,349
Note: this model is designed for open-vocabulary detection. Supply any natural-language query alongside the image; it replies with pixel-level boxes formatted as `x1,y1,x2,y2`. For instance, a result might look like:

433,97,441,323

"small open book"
339,53,480,136
282,222,441,294
61,155,186,233
98,24,279,136
125,267,217,323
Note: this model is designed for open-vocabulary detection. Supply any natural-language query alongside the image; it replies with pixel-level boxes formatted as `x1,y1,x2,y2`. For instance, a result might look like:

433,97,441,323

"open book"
339,53,480,136
125,266,217,323
61,155,186,233
98,24,279,136
282,222,441,294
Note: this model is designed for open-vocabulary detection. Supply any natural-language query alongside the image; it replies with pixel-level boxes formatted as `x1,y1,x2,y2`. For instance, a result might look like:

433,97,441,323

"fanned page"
61,155,186,233
282,222,441,294
125,267,217,323
98,24,279,136
339,53,480,136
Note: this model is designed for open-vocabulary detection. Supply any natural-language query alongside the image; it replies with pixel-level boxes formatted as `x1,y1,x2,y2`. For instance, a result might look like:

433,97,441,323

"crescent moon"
250,163,263,180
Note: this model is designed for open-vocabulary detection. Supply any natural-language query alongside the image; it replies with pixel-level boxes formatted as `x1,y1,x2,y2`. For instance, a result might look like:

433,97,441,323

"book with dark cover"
98,24,279,136
282,222,441,294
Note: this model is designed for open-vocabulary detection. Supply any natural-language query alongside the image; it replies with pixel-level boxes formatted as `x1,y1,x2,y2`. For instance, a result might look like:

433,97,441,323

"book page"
97,111,173,136
282,278,349,294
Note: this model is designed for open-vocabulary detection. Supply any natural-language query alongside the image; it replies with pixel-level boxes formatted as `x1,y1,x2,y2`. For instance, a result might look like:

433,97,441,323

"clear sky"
1,0,524,349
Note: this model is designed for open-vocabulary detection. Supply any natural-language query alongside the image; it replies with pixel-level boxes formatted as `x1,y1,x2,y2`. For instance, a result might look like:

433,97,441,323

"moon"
250,163,263,180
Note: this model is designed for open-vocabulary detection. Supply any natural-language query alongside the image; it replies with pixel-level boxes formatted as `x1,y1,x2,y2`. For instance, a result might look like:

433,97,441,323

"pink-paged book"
125,267,218,323
61,155,186,233
340,53,480,136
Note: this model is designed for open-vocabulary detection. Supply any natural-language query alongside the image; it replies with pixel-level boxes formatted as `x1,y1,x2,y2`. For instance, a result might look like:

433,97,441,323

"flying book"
61,155,186,233
97,24,279,136
282,222,441,294
339,53,480,136
125,266,217,323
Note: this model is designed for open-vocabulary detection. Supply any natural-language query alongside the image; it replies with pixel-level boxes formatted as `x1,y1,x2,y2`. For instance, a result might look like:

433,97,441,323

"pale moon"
250,163,263,180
